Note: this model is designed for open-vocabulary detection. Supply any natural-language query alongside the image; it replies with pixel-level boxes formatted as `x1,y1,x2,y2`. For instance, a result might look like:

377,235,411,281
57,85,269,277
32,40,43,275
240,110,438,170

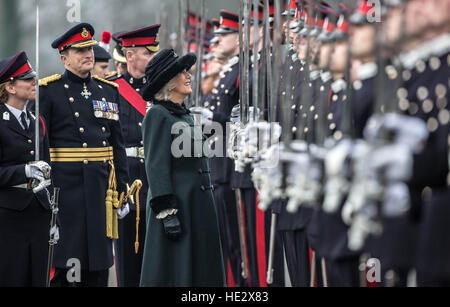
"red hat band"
122,37,157,48
10,62,32,79
58,28,93,52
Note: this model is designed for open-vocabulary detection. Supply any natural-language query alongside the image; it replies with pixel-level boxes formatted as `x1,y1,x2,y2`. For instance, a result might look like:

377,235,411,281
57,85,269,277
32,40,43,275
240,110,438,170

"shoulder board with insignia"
39,74,62,86
92,75,119,88
105,71,118,80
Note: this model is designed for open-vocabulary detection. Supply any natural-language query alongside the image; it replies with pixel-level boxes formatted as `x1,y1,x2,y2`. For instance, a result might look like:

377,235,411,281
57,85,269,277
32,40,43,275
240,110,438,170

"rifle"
242,0,251,125
264,0,278,285
46,187,60,287
177,0,185,56
185,0,191,54
194,0,206,108
252,0,260,123
234,0,249,281
235,188,248,280
35,0,40,161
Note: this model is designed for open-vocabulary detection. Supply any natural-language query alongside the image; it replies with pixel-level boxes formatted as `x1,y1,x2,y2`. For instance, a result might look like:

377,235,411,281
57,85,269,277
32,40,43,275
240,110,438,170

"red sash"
115,78,147,117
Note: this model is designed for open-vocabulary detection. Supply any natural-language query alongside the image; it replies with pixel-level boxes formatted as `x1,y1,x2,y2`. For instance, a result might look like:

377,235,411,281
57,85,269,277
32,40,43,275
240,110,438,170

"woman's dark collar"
153,100,190,116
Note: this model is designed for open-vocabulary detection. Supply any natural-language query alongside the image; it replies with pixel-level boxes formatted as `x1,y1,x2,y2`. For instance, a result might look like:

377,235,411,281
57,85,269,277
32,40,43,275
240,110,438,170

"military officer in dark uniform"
107,24,161,287
277,5,327,287
39,23,130,287
0,51,52,287
348,0,378,139
381,0,450,287
92,45,112,79
316,14,362,287
192,10,246,287
111,32,128,77
229,2,286,287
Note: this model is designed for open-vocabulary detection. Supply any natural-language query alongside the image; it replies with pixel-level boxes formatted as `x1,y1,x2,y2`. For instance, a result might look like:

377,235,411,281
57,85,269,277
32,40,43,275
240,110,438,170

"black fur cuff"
150,194,178,215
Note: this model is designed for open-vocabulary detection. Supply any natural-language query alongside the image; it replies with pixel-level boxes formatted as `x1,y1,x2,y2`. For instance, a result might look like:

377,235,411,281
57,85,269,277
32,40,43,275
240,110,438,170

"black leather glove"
162,214,182,240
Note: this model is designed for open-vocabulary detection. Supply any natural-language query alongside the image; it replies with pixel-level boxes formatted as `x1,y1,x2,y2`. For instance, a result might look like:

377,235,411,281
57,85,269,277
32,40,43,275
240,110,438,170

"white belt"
126,147,145,159
13,183,29,189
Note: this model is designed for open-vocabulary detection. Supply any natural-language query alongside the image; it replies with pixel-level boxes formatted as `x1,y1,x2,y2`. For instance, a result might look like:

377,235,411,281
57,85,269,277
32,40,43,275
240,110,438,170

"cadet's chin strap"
106,160,119,240
118,179,143,254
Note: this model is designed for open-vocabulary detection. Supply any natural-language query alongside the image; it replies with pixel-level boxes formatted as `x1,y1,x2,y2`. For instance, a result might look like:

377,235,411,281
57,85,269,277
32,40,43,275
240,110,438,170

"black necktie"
20,112,28,130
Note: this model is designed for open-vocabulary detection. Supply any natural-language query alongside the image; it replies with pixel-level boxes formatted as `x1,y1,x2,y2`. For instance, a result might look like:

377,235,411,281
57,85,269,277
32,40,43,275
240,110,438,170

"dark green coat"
140,100,225,287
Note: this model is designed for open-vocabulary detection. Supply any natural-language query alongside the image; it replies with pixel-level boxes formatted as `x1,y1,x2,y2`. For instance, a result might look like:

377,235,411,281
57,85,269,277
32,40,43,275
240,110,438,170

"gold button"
64,84,69,89
30,151,35,155
98,85,103,89
69,97,74,103
28,139,32,144
140,159,144,164
102,98,106,102
79,127,85,133
138,122,142,127
83,160,88,165
83,143,88,148
102,127,106,133
103,141,107,146
75,112,80,118
140,140,144,145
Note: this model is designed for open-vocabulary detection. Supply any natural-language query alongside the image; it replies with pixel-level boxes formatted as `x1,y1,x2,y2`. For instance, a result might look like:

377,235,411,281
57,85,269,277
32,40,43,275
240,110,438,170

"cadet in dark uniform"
107,24,161,287
39,23,130,287
92,45,112,79
0,51,52,287
348,0,378,139
140,48,225,287
382,0,450,287
192,10,246,287
318,14,362,287
111,32,128,77
229,3,286,287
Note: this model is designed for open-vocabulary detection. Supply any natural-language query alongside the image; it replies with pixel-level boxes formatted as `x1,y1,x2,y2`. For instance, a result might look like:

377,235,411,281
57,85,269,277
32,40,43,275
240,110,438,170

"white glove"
190,107,213,126
25,161,51,181
118,202,130,219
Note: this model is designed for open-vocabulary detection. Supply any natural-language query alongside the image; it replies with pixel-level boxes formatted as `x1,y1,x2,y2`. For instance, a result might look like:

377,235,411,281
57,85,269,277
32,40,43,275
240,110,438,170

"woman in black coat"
139,49,225,286
0,51,53,286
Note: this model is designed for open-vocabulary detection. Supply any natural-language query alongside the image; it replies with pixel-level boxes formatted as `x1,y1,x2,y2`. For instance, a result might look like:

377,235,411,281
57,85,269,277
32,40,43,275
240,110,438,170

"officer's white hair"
154,77,177,101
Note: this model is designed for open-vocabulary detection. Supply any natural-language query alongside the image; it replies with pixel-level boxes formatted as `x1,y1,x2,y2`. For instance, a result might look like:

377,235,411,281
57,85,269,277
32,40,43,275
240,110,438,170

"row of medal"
93,100,119,121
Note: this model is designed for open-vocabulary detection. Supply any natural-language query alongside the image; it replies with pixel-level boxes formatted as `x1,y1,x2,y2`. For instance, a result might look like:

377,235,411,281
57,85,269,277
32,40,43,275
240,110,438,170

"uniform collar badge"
3,112,10,121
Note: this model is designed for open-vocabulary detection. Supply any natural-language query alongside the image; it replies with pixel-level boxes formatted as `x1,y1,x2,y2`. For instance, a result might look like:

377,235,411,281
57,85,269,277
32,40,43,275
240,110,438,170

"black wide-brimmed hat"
142,48,197,101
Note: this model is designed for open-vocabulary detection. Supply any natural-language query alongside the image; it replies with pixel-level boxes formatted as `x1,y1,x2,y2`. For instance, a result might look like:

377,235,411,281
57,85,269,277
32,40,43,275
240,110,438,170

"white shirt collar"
398,33,450,70
5,102,29,128
358,62,378,80
320,71,332,83
310,70,321,81
331,78,347,93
